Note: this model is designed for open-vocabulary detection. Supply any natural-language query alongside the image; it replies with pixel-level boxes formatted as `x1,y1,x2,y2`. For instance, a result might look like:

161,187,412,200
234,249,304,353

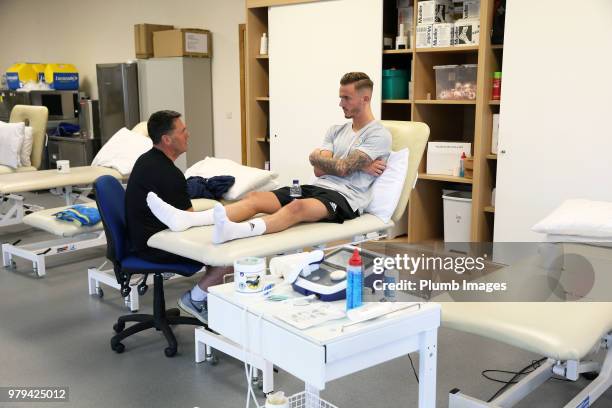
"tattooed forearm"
309,150,372,177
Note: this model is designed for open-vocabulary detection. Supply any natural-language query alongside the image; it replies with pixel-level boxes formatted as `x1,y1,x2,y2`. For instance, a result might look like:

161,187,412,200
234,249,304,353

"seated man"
125,110,228,324
146,72,392,245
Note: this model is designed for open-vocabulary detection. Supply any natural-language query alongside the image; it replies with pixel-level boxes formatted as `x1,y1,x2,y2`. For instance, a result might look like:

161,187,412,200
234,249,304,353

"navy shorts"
271,185,359,224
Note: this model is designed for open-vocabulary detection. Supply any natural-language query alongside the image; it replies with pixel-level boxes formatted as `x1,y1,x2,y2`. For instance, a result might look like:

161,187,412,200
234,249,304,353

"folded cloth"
186,175,235,199
53,205,101,226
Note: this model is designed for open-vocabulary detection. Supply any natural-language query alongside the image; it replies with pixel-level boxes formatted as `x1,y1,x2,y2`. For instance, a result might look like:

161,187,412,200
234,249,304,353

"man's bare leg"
147,191,282,231
212,199,329,244
197,265,233,291
224,191,282,222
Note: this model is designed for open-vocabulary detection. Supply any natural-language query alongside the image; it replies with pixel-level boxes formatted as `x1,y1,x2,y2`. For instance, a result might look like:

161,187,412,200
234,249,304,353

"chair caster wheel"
97,287,104,298
164,347,177,357
111,340,125,353
582,372,599,381
113,322,125,333
137,284,148,296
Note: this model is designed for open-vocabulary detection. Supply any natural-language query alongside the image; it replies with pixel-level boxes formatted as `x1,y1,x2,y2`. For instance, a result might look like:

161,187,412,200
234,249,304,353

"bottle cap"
349,248,362,266
293,179,299,184
461,151,466,159
493,71,502,79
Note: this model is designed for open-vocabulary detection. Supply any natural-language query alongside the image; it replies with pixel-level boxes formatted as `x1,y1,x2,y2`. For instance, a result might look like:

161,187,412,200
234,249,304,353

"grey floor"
1,193,611,408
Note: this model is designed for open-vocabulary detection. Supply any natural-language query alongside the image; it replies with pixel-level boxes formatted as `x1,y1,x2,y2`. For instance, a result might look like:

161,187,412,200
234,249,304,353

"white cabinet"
268,0,383,187
138,57,213,171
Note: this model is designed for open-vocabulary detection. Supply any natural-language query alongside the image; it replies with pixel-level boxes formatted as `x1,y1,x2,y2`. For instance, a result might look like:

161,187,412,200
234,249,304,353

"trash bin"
442,191,472,242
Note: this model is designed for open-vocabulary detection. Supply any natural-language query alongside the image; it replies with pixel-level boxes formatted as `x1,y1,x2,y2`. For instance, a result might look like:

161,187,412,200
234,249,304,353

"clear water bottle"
346,248,363,311
289,179,302,199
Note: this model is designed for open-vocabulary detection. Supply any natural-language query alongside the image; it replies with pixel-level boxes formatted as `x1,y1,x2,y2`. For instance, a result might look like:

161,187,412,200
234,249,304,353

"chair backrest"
94,175,129,264
380,120,430,224
9,105,48,169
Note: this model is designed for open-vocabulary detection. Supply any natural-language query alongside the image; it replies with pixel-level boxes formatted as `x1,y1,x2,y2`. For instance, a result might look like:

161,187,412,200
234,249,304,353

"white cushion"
532,199,612,238
20,126,33,167
91,127,152,175
0,121,25,169
365,148,409,223
255,179,280,192
185,157,278,200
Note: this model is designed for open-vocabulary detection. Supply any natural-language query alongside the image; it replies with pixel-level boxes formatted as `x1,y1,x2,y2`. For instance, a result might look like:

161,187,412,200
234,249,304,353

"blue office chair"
94,175,205,357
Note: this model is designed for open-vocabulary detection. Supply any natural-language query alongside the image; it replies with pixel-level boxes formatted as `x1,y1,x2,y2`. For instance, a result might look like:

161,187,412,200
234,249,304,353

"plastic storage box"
434,64,477,100
382,69,409,99
442,191,472,242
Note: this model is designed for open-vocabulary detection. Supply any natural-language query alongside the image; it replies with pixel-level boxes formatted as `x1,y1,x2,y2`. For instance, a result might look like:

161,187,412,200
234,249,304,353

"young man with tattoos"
146,72,391,322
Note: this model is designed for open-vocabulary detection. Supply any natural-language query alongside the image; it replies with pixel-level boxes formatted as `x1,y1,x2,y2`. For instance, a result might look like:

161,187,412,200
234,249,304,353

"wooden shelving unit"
382,99,412,104
245,0,504,242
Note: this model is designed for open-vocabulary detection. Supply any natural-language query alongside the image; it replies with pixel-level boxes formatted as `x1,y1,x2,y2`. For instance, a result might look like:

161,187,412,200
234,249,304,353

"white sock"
190,285,208,302
146,192,214,232
212,203,266,244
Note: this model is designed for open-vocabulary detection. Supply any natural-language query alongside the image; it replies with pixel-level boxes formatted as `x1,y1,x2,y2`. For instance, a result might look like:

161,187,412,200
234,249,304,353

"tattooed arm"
309,148,374,177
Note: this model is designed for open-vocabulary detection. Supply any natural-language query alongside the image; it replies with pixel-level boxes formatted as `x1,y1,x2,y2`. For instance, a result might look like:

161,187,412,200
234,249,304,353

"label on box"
463,0,480,19
185,32,208,53
491,114,500,154
427,142,472,176
52,73,79,90
433,23,454,47
416,24,433,48
418,0,453,24
454,18,480,45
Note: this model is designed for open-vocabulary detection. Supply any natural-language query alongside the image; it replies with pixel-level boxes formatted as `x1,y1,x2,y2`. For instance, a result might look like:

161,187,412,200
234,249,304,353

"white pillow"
185,157,278,200
365,148,409,223
255,179,280,192
532,199,612,238
91,127,152,175
0,121,25,169
20,126,34,167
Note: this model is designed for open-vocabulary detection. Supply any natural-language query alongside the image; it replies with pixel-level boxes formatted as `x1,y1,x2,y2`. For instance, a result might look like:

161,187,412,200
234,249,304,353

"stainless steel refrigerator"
96,62,140,145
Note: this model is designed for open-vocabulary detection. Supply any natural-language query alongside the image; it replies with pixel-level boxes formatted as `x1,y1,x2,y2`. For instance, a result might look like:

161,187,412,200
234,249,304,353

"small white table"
195,280,440,408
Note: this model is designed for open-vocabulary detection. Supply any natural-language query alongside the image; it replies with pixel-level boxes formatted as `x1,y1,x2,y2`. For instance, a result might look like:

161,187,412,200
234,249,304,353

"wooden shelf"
255,96,270,101
415,99,476,105
419,174,473,184
383,49,412,54
382,99,412,104
489,100,500,105
486,154,497,160
484,206,495,213
255,137,268,143
491,44,504,50
256,54,269,59
415,45,479,53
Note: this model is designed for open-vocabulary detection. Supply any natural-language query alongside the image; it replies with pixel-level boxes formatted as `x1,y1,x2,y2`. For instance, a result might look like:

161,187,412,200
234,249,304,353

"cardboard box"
491,113,500,154
464,157,474,179
454,18,480,46
427,141,472,176
416,24,434,48
417,0,453,24
153,28,212,58
433,23,454,47
134,24,174,59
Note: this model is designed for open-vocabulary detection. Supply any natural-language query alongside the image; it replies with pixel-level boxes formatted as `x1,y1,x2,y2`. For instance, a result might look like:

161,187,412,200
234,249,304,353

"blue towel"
186,175,235,199
53,205,101,226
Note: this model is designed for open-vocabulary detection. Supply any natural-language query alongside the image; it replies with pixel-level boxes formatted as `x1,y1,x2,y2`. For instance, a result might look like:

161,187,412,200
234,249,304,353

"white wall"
494,0,612,242
0,0,245,162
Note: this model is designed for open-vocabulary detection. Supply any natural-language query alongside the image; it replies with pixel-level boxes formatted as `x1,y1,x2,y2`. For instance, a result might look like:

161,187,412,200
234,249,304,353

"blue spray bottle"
346,248,363,311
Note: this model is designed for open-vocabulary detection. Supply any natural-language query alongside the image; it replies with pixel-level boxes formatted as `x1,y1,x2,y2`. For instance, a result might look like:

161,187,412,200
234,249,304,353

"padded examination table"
148,214,392,266
0,166,124,194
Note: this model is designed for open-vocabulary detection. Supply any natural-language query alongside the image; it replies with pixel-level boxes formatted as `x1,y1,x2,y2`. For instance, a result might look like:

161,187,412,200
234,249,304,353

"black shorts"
272,185,359,224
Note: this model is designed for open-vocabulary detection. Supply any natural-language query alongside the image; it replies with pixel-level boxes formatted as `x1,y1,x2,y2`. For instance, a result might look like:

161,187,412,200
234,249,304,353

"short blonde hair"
340,72,373,92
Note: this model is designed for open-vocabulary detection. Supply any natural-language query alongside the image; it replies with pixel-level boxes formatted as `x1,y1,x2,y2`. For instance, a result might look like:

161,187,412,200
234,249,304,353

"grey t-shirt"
313,120,392,212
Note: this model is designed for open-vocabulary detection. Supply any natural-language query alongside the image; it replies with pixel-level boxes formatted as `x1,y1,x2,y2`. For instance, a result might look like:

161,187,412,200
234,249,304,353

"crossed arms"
309,149,386,178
